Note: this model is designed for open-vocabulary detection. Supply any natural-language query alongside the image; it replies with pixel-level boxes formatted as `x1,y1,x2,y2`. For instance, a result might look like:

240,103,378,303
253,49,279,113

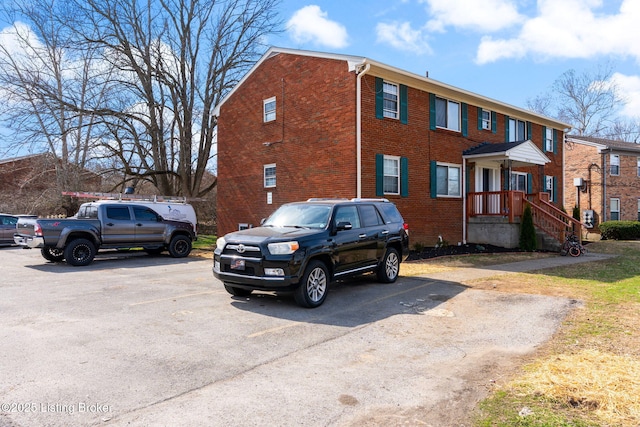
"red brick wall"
217,54,358,234
565,142,640,225
359,75,564,246
217,52,565,246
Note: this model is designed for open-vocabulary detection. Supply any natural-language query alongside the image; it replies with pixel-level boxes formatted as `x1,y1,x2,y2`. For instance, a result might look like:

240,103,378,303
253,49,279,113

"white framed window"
637,157,640,177
610,154,620,175
610,198,620,220
435,97,460,132
264,164,276,188
436,163,461,197
383,156,400,195
481,109,491,131
263,97,276,122
545,175,554,201
510,172,527,192
383,82,398,119
508,118,526,142
545,128,554,152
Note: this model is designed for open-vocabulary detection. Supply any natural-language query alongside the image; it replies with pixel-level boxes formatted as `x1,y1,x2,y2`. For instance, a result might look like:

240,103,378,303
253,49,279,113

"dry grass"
511,349,640,425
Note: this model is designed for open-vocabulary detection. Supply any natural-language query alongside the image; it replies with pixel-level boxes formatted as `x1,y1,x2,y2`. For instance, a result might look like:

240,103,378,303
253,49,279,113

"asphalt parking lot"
0,246,580,426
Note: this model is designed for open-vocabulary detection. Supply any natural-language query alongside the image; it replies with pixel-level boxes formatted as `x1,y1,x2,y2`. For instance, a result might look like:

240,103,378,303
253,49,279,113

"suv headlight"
267,241,299,255
216,236,226,250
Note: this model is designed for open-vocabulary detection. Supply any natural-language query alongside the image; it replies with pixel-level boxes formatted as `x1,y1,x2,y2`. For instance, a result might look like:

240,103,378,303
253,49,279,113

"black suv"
213,198,409,308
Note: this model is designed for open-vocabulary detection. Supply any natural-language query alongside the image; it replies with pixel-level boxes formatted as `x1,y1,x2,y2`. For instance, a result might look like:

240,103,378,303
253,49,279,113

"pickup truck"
13,201,197,266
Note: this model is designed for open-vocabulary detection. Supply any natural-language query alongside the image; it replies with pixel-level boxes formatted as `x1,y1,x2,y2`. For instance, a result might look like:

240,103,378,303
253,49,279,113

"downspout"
462,160,467,244
356,63,370,198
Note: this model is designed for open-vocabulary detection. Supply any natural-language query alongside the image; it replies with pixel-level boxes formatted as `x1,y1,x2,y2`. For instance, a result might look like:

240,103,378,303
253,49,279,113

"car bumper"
13,234,45,248
212,253,302,291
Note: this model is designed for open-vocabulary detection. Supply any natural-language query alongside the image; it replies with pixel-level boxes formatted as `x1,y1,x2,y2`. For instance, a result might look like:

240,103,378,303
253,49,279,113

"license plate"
231,259,245,271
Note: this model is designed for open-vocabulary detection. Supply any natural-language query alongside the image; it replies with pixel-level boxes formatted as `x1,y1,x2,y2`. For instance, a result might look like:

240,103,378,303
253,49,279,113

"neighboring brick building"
214,47,573,248
0,153,101,215
565,135,640,229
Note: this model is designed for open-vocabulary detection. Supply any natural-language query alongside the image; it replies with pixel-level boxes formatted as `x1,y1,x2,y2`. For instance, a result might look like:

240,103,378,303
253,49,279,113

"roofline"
213,47,571,131
566,135,640,154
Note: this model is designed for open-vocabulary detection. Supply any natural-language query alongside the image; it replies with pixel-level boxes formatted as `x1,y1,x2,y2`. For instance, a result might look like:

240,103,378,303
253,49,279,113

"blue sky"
269,0,640,119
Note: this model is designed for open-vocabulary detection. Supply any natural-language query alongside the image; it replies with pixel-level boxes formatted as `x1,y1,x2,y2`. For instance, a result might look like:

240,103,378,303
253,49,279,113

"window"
545,175,554,202
435,97,460,131
106,206,131,221
264,164,276,188
508,118,527,142
436,163,461,197
610,198,620,220
334,205,361,229
545,128,554,152
510,172,527,192
383,156,400,195
133,207,158,222
610,154,620,175
481,109,491,130
263,97,276,122
359,205,383,227
638,199,640,221
383,82,398,119
637,157,640,177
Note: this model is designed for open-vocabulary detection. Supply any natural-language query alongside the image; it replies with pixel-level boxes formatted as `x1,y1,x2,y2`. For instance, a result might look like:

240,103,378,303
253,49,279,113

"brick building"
565,135,640,229
214,47,575,248
0,153,101,215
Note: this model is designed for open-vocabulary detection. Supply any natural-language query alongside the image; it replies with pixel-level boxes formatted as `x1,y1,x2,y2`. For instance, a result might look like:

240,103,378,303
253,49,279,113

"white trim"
264,163,276,188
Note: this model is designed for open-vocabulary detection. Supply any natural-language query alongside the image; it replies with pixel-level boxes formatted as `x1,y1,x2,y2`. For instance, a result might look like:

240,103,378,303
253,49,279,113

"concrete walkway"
417,252,615,283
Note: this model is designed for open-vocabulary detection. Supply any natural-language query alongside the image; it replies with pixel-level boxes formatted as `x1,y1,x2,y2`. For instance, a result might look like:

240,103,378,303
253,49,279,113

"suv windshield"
263,204,332,229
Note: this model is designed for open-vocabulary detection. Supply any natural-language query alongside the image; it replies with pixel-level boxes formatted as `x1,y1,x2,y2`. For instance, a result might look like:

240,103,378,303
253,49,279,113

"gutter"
356,62,370,198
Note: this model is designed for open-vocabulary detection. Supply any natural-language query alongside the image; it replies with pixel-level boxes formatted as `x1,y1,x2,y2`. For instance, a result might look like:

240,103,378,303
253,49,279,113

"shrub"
572,205,581,221
599,221,640,240
519,203,537,251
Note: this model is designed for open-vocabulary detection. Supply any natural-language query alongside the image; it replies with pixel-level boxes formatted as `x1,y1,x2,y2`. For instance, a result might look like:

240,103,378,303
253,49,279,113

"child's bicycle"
560,231,587,257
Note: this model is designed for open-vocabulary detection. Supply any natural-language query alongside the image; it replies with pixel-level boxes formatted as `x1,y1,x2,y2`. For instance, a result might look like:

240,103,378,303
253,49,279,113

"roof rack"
350,198,390,202
62,191,191,204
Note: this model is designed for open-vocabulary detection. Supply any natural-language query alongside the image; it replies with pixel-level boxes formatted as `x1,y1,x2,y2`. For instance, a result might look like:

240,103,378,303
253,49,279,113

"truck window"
133,207,159,222
77,206,98,219
106,206,131,221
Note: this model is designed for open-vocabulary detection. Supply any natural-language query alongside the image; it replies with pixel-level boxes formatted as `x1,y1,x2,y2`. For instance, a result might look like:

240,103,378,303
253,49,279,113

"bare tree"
527,63,624,137
1,0,281,198
0,0,110,193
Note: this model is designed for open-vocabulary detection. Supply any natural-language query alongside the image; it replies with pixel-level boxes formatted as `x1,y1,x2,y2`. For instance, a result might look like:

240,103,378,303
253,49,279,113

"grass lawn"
403,241,640,426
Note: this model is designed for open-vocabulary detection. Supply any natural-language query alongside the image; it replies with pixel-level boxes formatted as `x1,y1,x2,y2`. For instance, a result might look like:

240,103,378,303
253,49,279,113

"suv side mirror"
336,221,353,231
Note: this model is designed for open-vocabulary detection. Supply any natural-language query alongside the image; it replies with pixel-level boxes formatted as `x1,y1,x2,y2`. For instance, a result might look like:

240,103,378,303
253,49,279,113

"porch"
466,190,583,249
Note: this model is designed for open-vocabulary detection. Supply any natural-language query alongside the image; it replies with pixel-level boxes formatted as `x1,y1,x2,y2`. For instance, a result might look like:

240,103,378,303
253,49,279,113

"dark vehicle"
213,198,409,308
0,214,19,245
13,201,196,266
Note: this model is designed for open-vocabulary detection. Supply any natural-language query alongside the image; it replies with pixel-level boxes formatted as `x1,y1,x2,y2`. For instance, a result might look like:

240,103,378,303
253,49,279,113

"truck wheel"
224,284,253,297
294,260,329,308
377,247,400,283
41,247,64,262
64,238,96,266
168,235,192,258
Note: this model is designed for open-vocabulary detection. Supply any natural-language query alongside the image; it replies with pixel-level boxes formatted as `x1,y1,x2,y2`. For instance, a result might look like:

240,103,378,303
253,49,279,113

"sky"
269,0,640,120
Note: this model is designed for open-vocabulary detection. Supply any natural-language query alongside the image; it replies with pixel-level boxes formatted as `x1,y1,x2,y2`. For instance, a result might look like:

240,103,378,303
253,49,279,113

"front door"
475,167,500,214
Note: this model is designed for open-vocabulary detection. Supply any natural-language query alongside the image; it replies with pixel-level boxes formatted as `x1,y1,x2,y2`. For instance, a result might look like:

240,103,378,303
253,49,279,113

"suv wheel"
294,260,329,308
377,247,400,283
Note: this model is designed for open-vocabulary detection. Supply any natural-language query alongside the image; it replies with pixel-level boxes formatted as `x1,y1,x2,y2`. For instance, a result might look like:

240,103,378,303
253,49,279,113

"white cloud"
611,73,640,119
376,21,433,55
286,5,349,49
423,0,523,33
476,0,640,64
